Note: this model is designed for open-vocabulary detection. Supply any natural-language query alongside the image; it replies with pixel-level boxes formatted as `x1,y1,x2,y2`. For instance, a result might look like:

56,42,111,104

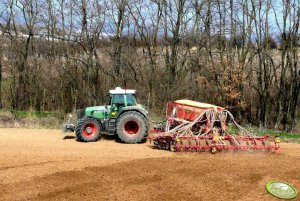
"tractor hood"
85,106,109,119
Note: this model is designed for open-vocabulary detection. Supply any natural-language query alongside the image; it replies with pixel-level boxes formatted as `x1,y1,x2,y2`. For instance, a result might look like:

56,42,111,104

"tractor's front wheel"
76,117,102,142
116,111,148,144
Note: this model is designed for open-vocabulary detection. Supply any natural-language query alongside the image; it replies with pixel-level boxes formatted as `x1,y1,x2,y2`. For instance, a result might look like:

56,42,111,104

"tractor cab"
109,87,137,118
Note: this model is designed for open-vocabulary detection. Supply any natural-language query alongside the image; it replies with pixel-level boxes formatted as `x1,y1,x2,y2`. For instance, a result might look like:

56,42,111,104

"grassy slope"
0,110,64,129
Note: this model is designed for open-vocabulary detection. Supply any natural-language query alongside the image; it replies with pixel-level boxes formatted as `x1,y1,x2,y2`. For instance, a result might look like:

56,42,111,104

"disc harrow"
149,100,280,153
151,134,280,153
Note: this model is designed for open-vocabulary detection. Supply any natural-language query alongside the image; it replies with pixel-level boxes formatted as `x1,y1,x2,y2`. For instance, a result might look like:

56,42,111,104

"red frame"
149,101,280,153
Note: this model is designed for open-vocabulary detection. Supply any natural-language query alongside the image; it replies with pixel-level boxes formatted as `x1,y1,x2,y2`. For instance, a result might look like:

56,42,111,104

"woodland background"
0,0,299,132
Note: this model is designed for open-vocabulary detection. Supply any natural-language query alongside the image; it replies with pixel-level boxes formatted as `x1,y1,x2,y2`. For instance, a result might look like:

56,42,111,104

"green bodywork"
79,94,147,131
85,106,110,119
70,88,149,142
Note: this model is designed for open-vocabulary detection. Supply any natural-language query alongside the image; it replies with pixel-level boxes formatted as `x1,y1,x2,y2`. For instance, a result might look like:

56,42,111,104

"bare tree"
127,0,163,108
272,0,300,131
0,0,298,131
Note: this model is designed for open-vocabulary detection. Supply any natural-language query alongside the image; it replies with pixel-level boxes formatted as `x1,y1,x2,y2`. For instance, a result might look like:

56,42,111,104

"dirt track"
0,128,299,201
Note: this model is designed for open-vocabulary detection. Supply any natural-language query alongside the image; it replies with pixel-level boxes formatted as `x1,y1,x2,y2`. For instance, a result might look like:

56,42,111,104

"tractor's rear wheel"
116,111,148,143
76,117,101,142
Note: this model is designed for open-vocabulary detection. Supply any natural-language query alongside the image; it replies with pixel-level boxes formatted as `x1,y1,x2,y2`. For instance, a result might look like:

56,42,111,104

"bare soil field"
0,128,299,201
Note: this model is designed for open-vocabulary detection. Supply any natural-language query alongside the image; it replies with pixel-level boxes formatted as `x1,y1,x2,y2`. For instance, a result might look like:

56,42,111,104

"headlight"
111,111,117,117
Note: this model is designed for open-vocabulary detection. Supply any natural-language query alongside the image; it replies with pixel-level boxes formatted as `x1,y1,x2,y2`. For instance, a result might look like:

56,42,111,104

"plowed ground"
0,128,299,201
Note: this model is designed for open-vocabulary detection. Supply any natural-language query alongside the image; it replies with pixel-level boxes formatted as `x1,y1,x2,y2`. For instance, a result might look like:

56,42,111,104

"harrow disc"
151,134,280,154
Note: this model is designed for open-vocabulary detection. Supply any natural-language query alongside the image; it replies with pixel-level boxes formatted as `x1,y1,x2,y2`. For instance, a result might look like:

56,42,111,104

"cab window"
126,94,136,106
111,94,124,105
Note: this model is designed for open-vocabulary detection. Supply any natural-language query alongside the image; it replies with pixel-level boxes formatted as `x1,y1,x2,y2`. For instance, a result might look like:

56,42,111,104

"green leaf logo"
266,181,297,199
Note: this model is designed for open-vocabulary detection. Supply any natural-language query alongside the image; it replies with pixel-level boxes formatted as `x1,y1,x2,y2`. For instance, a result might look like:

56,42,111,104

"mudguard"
116,106,149,120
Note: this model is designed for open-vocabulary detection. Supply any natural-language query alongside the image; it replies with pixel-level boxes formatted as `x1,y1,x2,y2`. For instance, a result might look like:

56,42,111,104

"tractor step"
108,119,116,135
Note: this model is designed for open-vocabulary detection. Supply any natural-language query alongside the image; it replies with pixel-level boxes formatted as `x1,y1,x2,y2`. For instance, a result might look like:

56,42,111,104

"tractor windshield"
111,94,136,106
126,94,136,106
111,94,124,105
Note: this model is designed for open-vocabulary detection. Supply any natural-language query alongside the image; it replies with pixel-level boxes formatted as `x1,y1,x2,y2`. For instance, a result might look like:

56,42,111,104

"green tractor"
63,87,149,143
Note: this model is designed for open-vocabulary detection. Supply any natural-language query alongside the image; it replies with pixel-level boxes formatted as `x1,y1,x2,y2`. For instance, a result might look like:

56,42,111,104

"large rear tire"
116,111,148,143
76,117,101,142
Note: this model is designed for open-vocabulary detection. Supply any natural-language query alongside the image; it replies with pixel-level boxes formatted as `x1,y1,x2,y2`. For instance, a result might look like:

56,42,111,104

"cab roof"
109,87,136,95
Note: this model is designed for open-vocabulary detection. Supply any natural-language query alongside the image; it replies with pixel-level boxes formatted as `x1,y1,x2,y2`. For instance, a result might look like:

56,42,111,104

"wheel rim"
83,123,97,137
124,121,140,135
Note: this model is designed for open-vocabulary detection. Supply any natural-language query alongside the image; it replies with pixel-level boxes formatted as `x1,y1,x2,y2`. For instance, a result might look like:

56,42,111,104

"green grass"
248,128,300,138
0,110,65,129
226,124,240,135
13,110,62,119
226,124,300,143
